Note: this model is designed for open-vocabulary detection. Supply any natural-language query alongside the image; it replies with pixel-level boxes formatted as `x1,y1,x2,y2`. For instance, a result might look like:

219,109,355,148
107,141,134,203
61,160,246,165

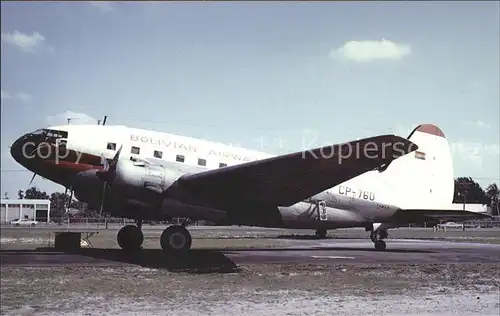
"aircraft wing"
169,135,416,207
393,209,492,223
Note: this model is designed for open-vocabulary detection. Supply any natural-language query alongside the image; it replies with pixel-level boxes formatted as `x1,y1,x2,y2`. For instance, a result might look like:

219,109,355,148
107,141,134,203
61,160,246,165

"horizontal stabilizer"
393,209,492,223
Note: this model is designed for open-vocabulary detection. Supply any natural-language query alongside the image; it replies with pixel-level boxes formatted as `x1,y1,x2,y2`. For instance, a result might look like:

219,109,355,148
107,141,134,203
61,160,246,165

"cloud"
331,39,411,62
450,141,500,167
46,111,98,126
464,120,492,130
1,89,10,100
1,30,49,53
15,93,32,102
89,1,114,12
1,89,32,103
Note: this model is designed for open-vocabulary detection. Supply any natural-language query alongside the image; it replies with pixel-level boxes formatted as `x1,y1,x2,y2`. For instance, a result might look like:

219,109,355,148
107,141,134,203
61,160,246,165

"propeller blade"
96,145,123,182
100,153,109,170
98,183,107,228
96,145,123,225
67,189,73,213
28,173,37,186
108,145,123,173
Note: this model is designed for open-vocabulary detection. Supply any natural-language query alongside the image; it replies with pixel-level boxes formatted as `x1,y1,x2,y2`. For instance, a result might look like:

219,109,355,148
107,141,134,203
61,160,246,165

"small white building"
0,199,51,223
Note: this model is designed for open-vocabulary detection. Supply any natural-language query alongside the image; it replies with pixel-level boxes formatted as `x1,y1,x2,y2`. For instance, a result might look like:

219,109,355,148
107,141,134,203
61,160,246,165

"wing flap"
172,135,416,207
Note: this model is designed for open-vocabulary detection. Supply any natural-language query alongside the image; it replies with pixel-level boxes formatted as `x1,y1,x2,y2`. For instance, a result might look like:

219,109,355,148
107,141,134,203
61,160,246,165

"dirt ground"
1,263,499,315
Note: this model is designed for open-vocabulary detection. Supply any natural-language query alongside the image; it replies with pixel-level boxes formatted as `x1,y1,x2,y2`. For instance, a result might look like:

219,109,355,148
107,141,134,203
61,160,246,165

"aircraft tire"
117,224,143,252
160,225,192,253
374,240,386,251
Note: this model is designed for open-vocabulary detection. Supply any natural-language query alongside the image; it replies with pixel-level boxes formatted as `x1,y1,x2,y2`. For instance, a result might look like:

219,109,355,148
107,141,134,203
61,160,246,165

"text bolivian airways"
130,134,251,162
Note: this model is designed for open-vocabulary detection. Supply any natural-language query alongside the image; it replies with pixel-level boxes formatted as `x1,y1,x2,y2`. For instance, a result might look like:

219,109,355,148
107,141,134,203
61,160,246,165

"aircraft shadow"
31,247,241,274
223,246,435,254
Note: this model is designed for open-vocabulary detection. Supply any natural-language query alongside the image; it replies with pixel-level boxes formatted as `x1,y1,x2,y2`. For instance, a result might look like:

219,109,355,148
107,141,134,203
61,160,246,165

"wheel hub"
169,232,186,249
160,225,192,252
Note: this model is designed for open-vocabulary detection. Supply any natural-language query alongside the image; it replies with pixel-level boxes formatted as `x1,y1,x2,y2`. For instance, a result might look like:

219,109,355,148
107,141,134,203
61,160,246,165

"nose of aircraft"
10,133,39,166
10,134,27,164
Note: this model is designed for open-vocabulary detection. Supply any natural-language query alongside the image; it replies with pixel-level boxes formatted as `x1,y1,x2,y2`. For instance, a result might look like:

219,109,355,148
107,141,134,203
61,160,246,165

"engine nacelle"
113,158,184,198
71,159,228,222
71,169,105,207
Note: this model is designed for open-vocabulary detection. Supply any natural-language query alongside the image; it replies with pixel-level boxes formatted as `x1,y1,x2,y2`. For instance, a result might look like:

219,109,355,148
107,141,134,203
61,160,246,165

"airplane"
9,123,490,253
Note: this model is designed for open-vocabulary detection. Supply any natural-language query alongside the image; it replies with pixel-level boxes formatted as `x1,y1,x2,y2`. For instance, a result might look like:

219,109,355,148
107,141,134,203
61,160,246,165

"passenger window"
131,146,140,154
219,163,227,168
154,150,163,159
198,158,206,166
176,154,185,163
107,142,116,150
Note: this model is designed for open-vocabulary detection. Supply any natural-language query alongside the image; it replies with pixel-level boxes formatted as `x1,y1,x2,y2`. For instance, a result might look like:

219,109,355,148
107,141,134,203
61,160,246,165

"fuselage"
10,123,454,230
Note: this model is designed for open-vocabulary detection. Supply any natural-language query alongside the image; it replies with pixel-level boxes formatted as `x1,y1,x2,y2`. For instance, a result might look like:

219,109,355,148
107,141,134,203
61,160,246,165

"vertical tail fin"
380,124,455,209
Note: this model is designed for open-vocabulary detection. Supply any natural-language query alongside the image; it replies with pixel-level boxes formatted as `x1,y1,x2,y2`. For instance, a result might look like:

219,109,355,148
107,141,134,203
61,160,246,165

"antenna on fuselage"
97,116,107,125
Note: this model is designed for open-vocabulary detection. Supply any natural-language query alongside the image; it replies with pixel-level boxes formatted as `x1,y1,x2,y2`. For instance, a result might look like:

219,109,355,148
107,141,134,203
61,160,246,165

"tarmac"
2,232,500,271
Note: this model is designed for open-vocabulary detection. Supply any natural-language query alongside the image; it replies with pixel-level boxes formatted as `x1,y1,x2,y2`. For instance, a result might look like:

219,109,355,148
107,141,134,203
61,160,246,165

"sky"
1,1,499,198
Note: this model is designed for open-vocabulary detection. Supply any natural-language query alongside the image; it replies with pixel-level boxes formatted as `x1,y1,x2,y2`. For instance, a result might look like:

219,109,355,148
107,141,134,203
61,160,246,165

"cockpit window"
28,129,68,139
30,129,47,136
27,129,68,146
46,130,68,139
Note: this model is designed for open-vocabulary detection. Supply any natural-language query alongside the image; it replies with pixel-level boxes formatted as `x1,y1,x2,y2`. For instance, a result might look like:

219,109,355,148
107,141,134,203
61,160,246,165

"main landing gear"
160,225,192,253
116,219,192,253
117,223,144,251
370,229,388,251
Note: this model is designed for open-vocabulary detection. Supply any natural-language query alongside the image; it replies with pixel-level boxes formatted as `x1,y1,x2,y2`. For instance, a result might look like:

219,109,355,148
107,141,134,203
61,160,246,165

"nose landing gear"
370,229,388,251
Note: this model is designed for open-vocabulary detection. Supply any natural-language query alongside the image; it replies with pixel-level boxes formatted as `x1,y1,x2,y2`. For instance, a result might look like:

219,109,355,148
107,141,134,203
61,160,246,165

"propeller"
96,145,123,183
61,186,74,214
95,145,123,227
28,173,37,186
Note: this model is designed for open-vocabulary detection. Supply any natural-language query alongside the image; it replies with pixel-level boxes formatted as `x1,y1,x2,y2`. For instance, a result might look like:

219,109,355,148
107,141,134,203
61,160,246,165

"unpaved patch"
1,264,498,315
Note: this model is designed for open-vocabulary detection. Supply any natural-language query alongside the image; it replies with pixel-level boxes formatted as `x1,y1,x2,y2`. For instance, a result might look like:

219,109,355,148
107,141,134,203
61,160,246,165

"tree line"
453,177,499,215
4,177,500,217
14,187,94,219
